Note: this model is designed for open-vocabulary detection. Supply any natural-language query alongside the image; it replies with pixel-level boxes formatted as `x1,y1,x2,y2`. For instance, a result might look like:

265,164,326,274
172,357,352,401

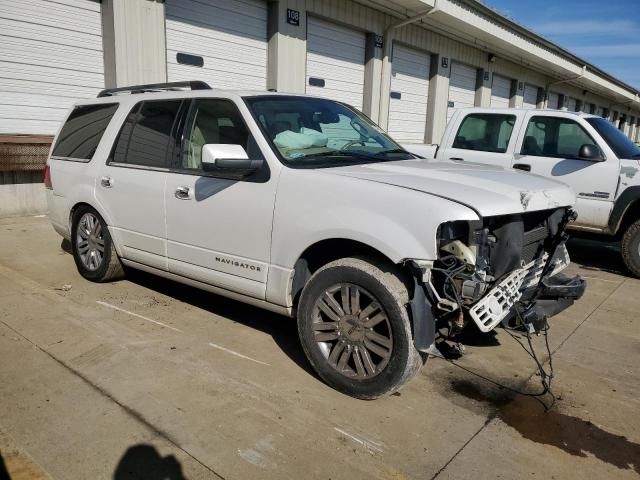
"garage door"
595,105,604,117
166,0,267,90
448,63,477,121
0,0,104,135
566,96,577,112
547,92,559,109
490,75,511,108
387,44,430,143
306,17,366,110
523,84,539,109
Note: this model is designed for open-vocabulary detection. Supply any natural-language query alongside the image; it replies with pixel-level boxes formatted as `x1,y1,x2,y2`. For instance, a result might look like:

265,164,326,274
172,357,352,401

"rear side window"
111,100,182,168
452,114,515,153
52,103,119,160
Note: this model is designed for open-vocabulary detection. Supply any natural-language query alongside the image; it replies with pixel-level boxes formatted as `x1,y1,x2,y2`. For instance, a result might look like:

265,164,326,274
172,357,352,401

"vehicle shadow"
125,268,317,378
0,450,10,480
566,236,628,276
113,444,185,480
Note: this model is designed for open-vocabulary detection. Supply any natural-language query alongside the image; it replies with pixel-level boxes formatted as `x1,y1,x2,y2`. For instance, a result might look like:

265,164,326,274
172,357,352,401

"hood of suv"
324,159,575,217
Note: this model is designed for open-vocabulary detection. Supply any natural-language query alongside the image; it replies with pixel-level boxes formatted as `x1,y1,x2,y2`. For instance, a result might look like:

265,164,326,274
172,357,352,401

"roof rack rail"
97,80,211,98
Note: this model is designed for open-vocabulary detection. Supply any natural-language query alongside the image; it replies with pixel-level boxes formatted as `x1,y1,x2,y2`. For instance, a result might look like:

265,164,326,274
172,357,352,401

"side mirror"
578,144,605,162
202,144,263,176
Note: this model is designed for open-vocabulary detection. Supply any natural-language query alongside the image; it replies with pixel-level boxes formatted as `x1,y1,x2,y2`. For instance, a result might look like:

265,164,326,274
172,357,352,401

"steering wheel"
341,139,366,150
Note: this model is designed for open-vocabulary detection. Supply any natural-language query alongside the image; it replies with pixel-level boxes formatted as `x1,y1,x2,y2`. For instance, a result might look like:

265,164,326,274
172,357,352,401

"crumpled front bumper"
468,244,586,332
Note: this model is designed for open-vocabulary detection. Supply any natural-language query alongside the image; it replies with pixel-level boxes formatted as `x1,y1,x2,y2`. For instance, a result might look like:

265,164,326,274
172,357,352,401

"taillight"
44,164,52,190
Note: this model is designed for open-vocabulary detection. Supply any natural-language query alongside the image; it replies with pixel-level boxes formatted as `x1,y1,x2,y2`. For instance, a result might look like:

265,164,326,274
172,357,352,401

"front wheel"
621,219,640,278
71,206,124,282
297,257,422,399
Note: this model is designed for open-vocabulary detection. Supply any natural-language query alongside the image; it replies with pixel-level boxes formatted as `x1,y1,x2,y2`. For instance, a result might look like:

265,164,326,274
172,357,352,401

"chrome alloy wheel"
76,212,105,271
311,283,393,379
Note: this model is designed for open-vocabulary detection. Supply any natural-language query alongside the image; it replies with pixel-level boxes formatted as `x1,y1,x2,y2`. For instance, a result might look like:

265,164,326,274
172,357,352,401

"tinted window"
452,114,516,153
586,117,640,159
52,103,118,160
112,100,181,167
181,99,249,170
521,116,597,159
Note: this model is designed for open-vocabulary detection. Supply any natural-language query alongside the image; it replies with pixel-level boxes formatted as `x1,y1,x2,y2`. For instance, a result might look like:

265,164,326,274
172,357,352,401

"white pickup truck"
404,108,640,276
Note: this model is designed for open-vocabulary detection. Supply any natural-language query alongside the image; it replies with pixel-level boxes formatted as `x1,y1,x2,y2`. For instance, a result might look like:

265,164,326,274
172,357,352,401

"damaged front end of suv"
410,207,586,355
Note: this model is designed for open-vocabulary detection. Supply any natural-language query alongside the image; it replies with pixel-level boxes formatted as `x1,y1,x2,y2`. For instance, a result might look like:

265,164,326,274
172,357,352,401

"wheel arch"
609,186,640,237
69,201,123,257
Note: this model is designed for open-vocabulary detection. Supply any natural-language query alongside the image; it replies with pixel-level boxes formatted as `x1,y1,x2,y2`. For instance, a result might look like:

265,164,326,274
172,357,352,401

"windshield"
245,96,414,167
586,117,640,159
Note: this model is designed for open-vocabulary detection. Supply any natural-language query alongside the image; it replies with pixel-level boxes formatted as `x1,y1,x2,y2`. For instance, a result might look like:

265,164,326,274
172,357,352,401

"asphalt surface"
0,216,638,479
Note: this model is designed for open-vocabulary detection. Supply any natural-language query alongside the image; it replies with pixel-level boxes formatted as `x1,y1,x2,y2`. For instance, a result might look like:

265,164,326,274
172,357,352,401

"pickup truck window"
452,114,515,153
111,100,182,168
586,117,640,159
180,99,249,170
521,116,597,159
52,103,119,160
245,96,412,167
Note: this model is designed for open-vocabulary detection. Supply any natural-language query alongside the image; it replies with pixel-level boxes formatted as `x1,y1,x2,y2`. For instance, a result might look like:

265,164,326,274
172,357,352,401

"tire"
297,257,422,399
71,206,124,282
621,219,640,278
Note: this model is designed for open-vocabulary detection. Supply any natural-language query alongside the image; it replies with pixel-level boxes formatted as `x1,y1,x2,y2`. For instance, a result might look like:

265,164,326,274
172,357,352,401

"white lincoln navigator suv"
46,81,585,399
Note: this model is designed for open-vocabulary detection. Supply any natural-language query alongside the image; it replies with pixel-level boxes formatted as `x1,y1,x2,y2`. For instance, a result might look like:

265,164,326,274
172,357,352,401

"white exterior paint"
165,0,268,90
448,62,477,121
306,17,366,110
490,75,511,108
387,44,430,143
0,0,104,135
522,84,539,109
547,92,560,110
566,96,577,112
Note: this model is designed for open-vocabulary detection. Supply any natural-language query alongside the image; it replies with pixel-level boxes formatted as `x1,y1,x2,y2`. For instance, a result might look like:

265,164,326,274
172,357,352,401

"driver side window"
521,116,597,159
181,99,249,170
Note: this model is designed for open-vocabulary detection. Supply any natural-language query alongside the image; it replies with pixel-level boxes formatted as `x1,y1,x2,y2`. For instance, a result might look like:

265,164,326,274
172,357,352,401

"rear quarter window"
52,103,119,160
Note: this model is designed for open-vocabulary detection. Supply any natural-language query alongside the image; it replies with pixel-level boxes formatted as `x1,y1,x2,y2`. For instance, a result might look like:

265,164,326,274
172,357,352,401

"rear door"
95,100,182,270
438,112,519,168
164,98,276,299
513,113,619,229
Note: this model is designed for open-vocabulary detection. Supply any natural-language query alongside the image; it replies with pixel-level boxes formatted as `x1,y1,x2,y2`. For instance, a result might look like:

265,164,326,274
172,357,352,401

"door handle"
100,176,113,188
513,163,531,172
174,186,191,200
449,157,464,161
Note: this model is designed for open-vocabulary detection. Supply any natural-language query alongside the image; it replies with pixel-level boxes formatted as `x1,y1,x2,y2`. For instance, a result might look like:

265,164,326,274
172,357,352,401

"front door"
513,114,619,229
165,98,277,299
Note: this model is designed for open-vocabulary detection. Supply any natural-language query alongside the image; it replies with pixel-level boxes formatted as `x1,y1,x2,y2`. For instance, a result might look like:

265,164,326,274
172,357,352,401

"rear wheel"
297,257,422,399
621,219,640,278
71,206,124,282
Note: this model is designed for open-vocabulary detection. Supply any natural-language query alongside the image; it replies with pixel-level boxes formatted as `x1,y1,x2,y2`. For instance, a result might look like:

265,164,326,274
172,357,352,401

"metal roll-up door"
595,105,604,117
490,75,511,108
387,44,430,143
166,0,268,90
448,63,477,121
306,17,366,110
566,96,577,112
0,0,104,135
523,84,539,109
547,92,560,109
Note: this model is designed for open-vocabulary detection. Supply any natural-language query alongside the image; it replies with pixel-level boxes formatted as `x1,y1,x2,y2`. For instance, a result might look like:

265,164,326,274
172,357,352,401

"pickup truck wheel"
71,206,124,282
621,220,640,278
297,257,422,399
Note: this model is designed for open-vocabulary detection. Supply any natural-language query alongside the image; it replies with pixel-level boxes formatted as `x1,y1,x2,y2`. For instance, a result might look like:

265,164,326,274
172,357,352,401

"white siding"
165,0,267,90
306,17,366,110
523,84,539,109
490,75,511,108
448,62,477,121
0,0,104,135
547,92,560,109
387,44,430,143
